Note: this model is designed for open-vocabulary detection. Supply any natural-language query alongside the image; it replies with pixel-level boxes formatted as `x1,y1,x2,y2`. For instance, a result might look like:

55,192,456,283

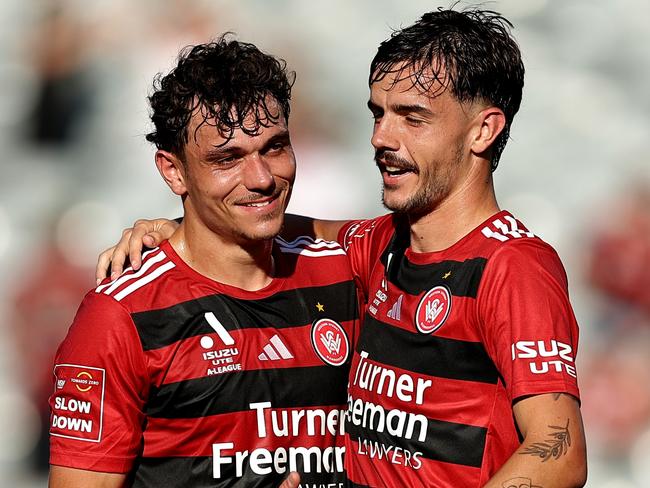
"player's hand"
278,472,300,488
95,218,179,284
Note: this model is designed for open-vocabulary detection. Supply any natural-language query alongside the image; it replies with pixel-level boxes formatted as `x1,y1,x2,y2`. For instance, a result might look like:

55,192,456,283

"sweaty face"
369,66,477,217
180,100,296,244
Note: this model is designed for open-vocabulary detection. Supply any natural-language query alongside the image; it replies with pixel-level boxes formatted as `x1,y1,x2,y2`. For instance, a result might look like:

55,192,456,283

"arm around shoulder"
282,213,349,242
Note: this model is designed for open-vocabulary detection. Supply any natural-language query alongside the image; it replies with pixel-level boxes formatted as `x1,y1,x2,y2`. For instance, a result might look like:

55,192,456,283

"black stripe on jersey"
382,250,487,298
133,455,344,488
132,281,357,351
346,412,487,468
146,365,349,418
358,315,499,384
379,218,487,297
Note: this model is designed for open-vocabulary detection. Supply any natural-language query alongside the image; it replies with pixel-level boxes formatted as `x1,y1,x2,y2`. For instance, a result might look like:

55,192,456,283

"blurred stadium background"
0,0,649,486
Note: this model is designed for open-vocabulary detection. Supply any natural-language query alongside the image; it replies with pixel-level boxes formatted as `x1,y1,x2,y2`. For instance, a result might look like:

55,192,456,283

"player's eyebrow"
367,100,382,114
204,145,245,161
367,100,434,118
260,130,291,152
391,103,433,117
204,129,291,161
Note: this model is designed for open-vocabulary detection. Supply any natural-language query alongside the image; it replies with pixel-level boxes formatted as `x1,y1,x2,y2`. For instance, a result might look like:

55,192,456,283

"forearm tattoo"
520,419,571,461
502,477,542,488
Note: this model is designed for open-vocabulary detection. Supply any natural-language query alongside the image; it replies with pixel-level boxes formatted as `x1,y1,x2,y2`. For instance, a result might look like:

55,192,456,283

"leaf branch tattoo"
521,419,571,461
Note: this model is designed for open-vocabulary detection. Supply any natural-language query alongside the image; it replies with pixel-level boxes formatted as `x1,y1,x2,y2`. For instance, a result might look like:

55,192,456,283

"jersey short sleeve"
476,239,580,403
49,291,149,473
338,215,394,299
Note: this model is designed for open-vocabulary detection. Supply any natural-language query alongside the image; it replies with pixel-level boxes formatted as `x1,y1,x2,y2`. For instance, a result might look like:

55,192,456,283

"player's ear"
155,150,187,196
470,106,506,156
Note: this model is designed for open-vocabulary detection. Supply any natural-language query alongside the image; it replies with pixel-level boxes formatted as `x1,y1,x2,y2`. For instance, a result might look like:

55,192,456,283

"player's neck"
408,172,499,254
169,222,275,291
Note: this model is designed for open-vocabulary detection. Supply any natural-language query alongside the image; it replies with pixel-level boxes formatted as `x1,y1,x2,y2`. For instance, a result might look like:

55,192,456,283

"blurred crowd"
0,0,648,486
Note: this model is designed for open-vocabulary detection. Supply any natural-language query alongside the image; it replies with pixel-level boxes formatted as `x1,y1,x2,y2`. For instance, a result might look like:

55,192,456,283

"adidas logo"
258,334,294,361
387,295,403,321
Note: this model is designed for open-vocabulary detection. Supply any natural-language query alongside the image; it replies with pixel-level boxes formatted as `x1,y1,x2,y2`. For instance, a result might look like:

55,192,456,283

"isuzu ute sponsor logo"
199,312,243,376
415,285,451,334
50,364,105,442
311,319,349,366
511,339,577,378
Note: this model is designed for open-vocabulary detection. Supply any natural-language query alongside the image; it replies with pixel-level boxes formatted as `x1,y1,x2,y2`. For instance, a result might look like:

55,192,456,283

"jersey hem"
50,449,134,473
511,380,580,404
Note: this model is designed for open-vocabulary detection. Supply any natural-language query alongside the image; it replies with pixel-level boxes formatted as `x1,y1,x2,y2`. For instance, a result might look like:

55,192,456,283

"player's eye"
267,142,285,152
405,116,424,127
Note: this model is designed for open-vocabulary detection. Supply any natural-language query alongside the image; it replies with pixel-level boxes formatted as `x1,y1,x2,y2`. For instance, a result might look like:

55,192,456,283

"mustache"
235,181,287,204
374,150,417,171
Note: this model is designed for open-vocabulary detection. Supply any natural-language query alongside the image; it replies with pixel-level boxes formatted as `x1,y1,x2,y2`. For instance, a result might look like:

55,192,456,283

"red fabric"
50,238,358,486
340,211,580,488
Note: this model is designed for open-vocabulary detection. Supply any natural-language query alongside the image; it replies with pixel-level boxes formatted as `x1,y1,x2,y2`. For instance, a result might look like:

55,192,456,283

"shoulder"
59,289,142,361
93,246,178,311
275,235,347,258
479,212,538,245
479,212,559,258
339,213,399,251
478,212,567,286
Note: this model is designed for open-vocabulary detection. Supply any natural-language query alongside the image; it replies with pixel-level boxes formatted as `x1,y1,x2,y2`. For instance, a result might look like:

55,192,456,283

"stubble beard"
382,163,452,217
232,182,290,243
243,213,283,240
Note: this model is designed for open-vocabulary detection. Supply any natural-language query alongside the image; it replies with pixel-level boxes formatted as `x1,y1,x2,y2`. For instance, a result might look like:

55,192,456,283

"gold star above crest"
316,302,325,312
442,271,452,279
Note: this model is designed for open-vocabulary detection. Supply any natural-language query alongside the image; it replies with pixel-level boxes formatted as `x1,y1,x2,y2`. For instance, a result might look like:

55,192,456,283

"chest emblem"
415,285,452,334
311,318,350,366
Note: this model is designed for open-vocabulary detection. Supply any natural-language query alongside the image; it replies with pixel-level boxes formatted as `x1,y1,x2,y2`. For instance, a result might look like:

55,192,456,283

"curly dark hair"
370,7,524,170
146,35,295,155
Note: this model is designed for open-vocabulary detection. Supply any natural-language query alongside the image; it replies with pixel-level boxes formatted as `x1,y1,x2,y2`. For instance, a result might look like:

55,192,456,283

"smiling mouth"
242,200,273,207
375,150,418,177
377,161,418,177
382,165,411,176
236,187,285,208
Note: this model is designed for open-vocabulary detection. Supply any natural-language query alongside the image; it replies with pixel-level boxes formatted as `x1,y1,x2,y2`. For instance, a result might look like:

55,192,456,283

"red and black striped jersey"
338,211,580,488
49,237,359,488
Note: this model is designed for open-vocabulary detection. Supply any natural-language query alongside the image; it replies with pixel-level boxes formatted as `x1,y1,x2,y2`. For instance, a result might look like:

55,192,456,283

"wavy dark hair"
146,35,295,155
370,7,524,170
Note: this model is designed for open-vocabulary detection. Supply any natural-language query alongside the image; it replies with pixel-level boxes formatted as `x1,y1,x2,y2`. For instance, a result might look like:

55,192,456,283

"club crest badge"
311,318,350,366
415,285,452,334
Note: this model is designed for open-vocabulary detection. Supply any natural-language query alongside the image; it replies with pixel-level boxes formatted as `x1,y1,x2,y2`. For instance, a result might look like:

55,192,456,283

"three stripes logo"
258,335,294,361
387,294,403,321
481,215,535,242
95,248,175,302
